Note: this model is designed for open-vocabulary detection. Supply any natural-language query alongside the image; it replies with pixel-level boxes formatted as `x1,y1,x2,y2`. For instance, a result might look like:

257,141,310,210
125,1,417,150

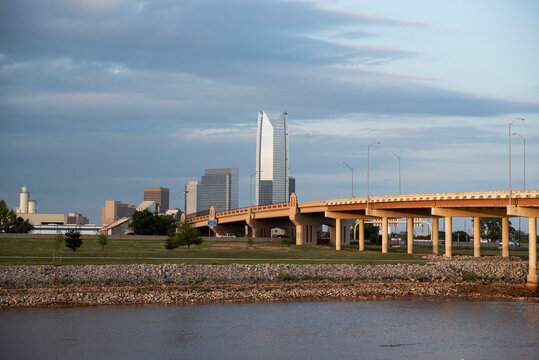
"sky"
1,0,538,225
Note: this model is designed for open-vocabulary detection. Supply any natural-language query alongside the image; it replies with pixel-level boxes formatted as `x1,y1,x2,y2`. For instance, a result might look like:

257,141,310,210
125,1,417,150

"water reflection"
1,301,538,360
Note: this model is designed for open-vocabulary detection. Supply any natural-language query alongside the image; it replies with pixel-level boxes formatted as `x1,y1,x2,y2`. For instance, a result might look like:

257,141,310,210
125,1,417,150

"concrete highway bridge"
184,190,539,286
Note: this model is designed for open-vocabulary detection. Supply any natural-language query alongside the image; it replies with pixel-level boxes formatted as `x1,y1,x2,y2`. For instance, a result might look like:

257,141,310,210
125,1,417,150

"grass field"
0,237,532,265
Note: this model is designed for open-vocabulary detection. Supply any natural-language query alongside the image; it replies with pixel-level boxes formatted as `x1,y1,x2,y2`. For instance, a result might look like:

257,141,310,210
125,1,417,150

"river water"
1,301,538,359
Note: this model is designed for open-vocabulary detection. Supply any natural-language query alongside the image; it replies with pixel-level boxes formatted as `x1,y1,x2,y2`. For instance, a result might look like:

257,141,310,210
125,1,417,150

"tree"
97,233,108,251
64,229,83,251
452,230,470,242
364,223,381,244
130,210,177,235
0,200,10,232
53,228,64,264
130,210,155,235
164,224,179,251
175,222,203,252
153,215,177,236
0,200,34,233
471,218,517,243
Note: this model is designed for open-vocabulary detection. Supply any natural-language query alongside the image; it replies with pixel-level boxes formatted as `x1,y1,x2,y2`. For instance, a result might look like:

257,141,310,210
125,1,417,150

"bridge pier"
528,217,537,287
407,217,414,254
432,218,439,255
473,217,481,257
359,219,365,252
444,216,452,257
502,217,509,258
335,219,342,251
382,217,388,253
296,224,317,245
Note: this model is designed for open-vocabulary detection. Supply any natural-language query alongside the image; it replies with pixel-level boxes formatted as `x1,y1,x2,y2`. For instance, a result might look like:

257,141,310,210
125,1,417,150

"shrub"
64,230,83,251
97,233,108,251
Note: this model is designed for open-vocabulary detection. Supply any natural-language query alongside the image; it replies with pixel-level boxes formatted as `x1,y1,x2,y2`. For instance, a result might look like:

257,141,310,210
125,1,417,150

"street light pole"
512,132,526,191
508,118,525,205
385,150,401,195
183,189,188,214
367,141,380,202
342,162,354,198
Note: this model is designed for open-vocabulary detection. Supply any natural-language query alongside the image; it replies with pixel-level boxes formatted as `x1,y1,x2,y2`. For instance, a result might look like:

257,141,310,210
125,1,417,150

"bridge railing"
326,190,539,205
187,202,292,223
186,210,210,222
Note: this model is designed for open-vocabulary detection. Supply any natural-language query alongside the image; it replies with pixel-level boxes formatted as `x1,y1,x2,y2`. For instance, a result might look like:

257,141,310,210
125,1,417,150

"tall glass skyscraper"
198,168,239,212
256,111,289,205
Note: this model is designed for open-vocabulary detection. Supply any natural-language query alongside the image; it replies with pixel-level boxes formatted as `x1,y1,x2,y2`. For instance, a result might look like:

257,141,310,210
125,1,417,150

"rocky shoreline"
1,256,538,309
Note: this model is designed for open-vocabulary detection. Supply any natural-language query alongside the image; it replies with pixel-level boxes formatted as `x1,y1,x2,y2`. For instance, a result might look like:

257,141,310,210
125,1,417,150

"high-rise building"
184,181,199,215
101,200,136,225
288,176,295,197
65,212,89,225
143,187,169,213
198,168,238,212
256,111,289,205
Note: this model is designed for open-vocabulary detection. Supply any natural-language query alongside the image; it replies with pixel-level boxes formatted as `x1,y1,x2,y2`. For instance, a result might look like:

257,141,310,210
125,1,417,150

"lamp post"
183,189,188,214
384,149,401,195
342,162,354,198
367,141,380,202
508,118,525,205
512,132,526,191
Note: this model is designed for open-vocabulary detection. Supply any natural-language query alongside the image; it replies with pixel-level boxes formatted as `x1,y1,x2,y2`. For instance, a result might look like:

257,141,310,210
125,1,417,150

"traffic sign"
207,220,217,226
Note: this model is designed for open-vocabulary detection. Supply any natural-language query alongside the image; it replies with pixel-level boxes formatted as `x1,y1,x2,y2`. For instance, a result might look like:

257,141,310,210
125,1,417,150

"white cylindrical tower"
19,186,29,214
28,199,37,214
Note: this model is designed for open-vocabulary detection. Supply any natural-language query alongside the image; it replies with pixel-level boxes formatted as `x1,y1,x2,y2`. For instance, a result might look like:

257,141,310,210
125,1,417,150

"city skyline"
1,0,538,224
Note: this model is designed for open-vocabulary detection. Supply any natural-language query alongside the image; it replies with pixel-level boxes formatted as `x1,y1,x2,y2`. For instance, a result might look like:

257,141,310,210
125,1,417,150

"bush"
175,222,204,252
64,230,83,251
97,233,108,251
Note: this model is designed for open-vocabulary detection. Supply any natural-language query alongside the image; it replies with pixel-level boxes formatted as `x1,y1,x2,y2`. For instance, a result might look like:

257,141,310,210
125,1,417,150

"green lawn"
0,238,532,265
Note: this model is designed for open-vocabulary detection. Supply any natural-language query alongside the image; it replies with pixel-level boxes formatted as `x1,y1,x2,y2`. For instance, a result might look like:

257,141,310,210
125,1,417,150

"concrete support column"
359,219,365,252
528,217,537,286
382,217,388,253
502,217,509,258
432,218,439,255
407,217,414,254
336,218,342,251
444,216,452,257
296,224,304,246
473,217,481,258
306,225,317,245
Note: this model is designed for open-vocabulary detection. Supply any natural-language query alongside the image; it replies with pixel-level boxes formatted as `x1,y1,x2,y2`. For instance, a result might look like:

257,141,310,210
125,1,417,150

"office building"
144,187,169,213
198,168,239,212
136,201,156,213
184,180,199,215
101,200,136,225
65,212,89,225
256,111,289,205
289,176,295,197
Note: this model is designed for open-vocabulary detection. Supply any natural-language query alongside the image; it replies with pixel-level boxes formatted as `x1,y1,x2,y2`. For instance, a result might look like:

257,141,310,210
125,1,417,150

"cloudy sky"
1,0,538,225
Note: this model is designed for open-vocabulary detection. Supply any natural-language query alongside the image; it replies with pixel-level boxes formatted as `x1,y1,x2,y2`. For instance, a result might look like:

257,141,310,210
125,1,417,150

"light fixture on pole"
508,117,525,205
341,162,354,198
512,132,526,191
183,189,189,215
384,149,401,195
367,141,380,202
